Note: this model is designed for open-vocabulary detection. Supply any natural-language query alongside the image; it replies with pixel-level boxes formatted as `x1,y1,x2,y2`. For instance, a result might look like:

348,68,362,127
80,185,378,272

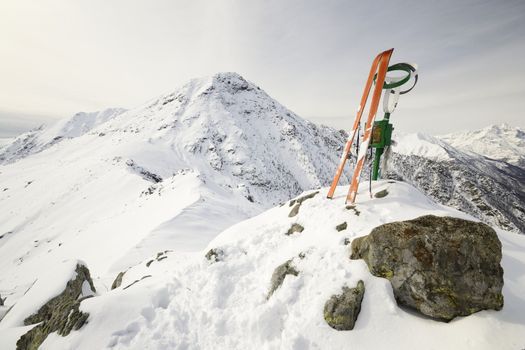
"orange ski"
346,49,393,203
326,49,393,200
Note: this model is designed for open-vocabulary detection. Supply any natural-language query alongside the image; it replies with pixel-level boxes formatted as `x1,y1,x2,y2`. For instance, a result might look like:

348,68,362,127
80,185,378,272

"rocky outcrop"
16,264,96,350
324,280,365,330
267,259,299,299
351,215,504,321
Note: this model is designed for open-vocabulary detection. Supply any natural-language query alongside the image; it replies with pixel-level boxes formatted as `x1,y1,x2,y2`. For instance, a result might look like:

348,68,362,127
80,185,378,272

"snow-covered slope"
439,123,525,168
388,132,525,234
0,108,126,164
21,182,525,350
0,73,348,330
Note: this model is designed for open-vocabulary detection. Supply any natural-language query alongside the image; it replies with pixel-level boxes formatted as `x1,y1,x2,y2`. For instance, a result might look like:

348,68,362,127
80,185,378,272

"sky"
0,0,524,138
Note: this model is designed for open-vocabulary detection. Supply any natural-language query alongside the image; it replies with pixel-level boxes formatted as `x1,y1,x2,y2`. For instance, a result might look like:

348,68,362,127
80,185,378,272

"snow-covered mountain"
0,73,349,333
387,132,525,234
0,108,127,164
440,123,525,167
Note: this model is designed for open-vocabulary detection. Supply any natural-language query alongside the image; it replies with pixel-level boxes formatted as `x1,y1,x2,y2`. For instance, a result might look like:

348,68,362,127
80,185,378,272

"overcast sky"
0,0,524,137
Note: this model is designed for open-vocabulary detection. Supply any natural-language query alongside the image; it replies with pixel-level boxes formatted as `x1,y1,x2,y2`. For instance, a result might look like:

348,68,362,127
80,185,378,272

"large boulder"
351,215,504,321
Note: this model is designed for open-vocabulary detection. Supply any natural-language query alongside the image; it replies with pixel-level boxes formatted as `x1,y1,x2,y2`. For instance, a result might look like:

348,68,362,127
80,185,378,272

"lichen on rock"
324,280,365,330
16,264,96,350
351,215,504,321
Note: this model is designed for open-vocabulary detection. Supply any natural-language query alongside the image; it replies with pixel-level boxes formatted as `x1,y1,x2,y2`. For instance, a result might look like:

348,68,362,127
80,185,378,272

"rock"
17,264,96,350
324,280,365,330
0,293,4,306
351,215,504,321
336,222,347,232
111,271,126,290
286,223,304,236
374,189,388,198
205,248,224,262
288,191,319,217
346,205,360,216
267,259,299,299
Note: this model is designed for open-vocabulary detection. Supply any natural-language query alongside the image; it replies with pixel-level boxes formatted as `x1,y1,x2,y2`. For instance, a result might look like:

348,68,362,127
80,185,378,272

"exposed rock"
324,280,365,330
17,264,96,350
267,259,299,299
286,223,304,236
346,205,360,216
336,222,347,231
288,191,319,217
122,275,152,290
0,293,4,306
351,215,504,321
111,271,126,290
205,248,224,263
374,189,388,198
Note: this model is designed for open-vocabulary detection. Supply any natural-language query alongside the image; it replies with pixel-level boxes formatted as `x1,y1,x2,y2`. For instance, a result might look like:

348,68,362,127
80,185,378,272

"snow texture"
34,182,525,350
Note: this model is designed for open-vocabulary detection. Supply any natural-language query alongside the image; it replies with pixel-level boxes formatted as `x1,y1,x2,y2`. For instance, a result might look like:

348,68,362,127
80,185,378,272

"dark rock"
205,248,224,263
122,275,152,290
288,191,319,217
336,222,347,232
267,259,299,299
17,264,96,350
346,205,360,216
0,293,4,306
111,271,126,290
351,215,504,321
374,189,388,198
324,280,365,330
286,223,304,236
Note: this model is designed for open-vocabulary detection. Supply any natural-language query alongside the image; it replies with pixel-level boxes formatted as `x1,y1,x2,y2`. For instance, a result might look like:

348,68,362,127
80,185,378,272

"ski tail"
326,51,386,199
346,49,393,204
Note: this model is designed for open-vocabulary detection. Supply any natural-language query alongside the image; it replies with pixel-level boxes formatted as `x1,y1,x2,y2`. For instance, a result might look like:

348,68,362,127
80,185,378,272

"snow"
392,132,453,161
439,123,525,166
0,72,348,346
0,259,85,329
0,108,126,165
35,182,525,350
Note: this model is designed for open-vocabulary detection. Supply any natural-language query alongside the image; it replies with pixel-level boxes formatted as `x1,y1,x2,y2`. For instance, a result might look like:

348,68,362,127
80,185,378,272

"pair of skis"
327,49,394,204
